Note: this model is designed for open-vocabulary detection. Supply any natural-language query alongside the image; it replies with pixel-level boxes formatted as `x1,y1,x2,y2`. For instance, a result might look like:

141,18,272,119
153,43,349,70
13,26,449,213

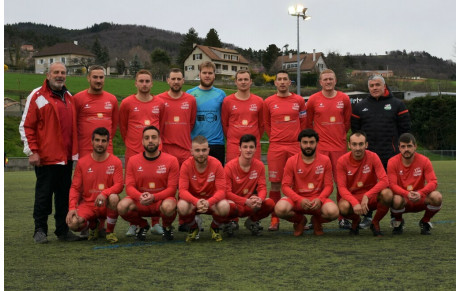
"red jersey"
157,91,196,162
224,157,267,205
69,154,124,210
263,93,307,144
282,153,333,204
387,153,437,198
119,95,165,157
337,150,389,206
306,91,351,151
221,93,264,146
73,90,119,158
125,152,179,201
179,156,226,207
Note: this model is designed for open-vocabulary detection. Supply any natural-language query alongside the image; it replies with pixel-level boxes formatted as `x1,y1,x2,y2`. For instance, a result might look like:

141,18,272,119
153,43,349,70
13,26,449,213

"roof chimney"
313,49,316,61
289,52,293,59
74,41,78,46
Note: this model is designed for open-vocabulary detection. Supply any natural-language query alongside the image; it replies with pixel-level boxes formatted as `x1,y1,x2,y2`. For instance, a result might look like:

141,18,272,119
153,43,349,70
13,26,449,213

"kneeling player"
275,129,339,236
223,134,275,236
66,127,124,243
387,133,442,235
117,126,179,241
178,135,229,242
337,131,393,236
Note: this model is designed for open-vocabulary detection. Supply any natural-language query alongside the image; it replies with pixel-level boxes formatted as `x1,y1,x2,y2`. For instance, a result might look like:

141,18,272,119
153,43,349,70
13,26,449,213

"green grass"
4,161,456,290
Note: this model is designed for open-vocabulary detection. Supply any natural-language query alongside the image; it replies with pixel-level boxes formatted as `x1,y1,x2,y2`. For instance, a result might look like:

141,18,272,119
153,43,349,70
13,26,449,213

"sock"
151,216,160,226
390,207,405,221
422,204,442,223
161,210,177,228
287,213,304,224
372,203,390,225
106,207,118,233
121,210,148,228
251,198,275,221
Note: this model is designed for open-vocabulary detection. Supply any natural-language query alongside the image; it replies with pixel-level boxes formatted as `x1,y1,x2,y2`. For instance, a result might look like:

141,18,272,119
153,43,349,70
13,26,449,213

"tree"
177,27,200,67
91,38,110,67
72,57,93,73
151,49,171,80
262,44,280,73
116,59,126,75
129,54,141,76
203,28,222,48
324,51,347,86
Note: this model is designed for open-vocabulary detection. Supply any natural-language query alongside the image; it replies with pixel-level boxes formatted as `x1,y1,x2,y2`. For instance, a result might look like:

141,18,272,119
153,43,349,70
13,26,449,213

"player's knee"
338,200,351,216
161,198,177,215
117,199,131,215
274,200,290,217
177,199,192,215
428,191,443,206
380,188,393,206
215,199,230,216
323,203,339,220
107,194,120,210
392,195,405,209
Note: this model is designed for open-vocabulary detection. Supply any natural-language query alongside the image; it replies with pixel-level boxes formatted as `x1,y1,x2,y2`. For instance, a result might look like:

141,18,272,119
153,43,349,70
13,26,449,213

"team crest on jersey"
157,165,166,174
292,103,299,111
413,167,422,177
249,170,258,180
315,165,324,175
181,102,189,110
106,165,115,175
269,171,277,178
336,101,344,109
207,173,215,182
362,164,370,174
384,104,392,110
104,102,112,110
232,105,238,111
98,184,105,190
137,166,143,172
249,104,258,111
87,167,93,173
152,106,160,114
149,182,155,189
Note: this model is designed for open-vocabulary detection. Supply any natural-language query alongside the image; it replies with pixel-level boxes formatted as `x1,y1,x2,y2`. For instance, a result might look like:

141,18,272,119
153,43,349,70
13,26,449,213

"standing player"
66,127,124,243
119,69,165,236
337,131,393,236
275,129,339,236
157,68,196,165
117,126,179,241
306,69,351,229
387,133,442,235
263,70,307,231
221,69,264,162
178,135,229,242
73,65,119,158
187,61,226,166
223,134,275,236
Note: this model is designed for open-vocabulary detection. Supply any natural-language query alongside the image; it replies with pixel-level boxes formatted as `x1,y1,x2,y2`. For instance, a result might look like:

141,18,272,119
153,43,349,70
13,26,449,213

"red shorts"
124,197,176,217
281,196,334,216
226,142,262,163
162,144,190,166
76,202,107,221
402,195,428,213
317,150,346,183
267,143,299,182
340,193,379,211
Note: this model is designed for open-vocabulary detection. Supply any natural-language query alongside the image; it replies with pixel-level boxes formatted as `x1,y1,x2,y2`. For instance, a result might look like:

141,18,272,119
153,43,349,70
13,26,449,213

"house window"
193,54,202,60
231,66,237,72
185,65,194,71
49,58,54,64
223,54,230,60
223,65,228,71
61,57,66,64
231,55,238,61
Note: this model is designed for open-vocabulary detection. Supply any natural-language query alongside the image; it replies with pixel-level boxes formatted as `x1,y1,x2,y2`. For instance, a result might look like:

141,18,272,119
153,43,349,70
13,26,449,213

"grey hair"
368,74,385,86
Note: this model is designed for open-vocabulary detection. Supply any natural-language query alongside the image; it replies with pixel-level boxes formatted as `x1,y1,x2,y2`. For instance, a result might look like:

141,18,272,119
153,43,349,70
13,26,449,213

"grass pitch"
4,161,455,290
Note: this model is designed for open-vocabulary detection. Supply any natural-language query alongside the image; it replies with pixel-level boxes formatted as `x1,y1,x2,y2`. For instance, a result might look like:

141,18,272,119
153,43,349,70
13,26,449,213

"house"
33,42,95,74
272,50,327,74
351,70,394,78
183,44,249,81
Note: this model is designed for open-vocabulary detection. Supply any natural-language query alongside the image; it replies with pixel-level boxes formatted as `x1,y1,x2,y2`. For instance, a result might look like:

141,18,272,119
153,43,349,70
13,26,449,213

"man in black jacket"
351,74,410,227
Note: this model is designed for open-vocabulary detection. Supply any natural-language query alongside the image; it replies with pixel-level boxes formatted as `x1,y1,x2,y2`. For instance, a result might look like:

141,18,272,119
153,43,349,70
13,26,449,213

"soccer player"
187,61,226,166
66,127,124,243
223,134,275,236
275,129,339,236
73,65,119,158
306,69,351,229
221,69,264,162
117,126,179,241
336,131,393,236
351,74,410,228
157,68,196,165
263,70,307,231
119,69,165,236
19,62,80,243
387,133,442,235
178,135,229,242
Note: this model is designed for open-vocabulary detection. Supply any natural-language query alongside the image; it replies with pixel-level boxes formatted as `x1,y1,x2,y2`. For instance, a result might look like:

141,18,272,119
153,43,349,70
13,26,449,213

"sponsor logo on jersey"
292,103,300,111
207,172,215,182
357,181,363,187
384,104,392,110
243,189,249,194
104,102,112,110
144,120,150,125
157,165,166,174
269,170,277,178
362,108,368,112
97,113,103,118
87,167,93,173
407,185,413,191
284,115,290,121
242,120,248,126
98,184,105,190
362,164,370,174
329,116,336,122
308,183,314,189
413,167,422,177
149,182,155,189
336,101,344,109
181,102,189,110
249,104,258,111
249,170,258,180
137,166,143,172
152,106,160,114
315,165,324,175
174,116,180,122
106,165,115,175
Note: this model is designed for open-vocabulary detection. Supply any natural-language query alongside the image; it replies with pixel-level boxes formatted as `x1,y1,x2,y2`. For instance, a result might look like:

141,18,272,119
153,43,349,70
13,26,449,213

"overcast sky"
3,0,457,61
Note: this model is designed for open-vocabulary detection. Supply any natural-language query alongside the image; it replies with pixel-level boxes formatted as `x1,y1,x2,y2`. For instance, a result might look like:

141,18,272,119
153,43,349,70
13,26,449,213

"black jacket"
351,89,410,168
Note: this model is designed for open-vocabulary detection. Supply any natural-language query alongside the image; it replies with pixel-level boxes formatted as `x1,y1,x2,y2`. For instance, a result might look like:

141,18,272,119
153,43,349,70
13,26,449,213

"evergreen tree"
129,54,141,76
177,27,200,67
151,49,171,80
262,44,280,73
203,28,222,48
91,38,110,67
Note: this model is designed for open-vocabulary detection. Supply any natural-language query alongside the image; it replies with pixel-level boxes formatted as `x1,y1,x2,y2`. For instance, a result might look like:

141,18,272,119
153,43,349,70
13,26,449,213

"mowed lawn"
4,161,455,290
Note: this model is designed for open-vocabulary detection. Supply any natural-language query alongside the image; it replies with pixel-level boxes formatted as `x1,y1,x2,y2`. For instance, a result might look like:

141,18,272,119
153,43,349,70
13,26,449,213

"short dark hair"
88,65,105,76
276,70,289,78
239,134,257,147
350,130,367,143
192,135,208,144
399,133,416,145
298,128,319,142
92,127,110,140
168,68,183,78
136,69,153,80
143,125,160,136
